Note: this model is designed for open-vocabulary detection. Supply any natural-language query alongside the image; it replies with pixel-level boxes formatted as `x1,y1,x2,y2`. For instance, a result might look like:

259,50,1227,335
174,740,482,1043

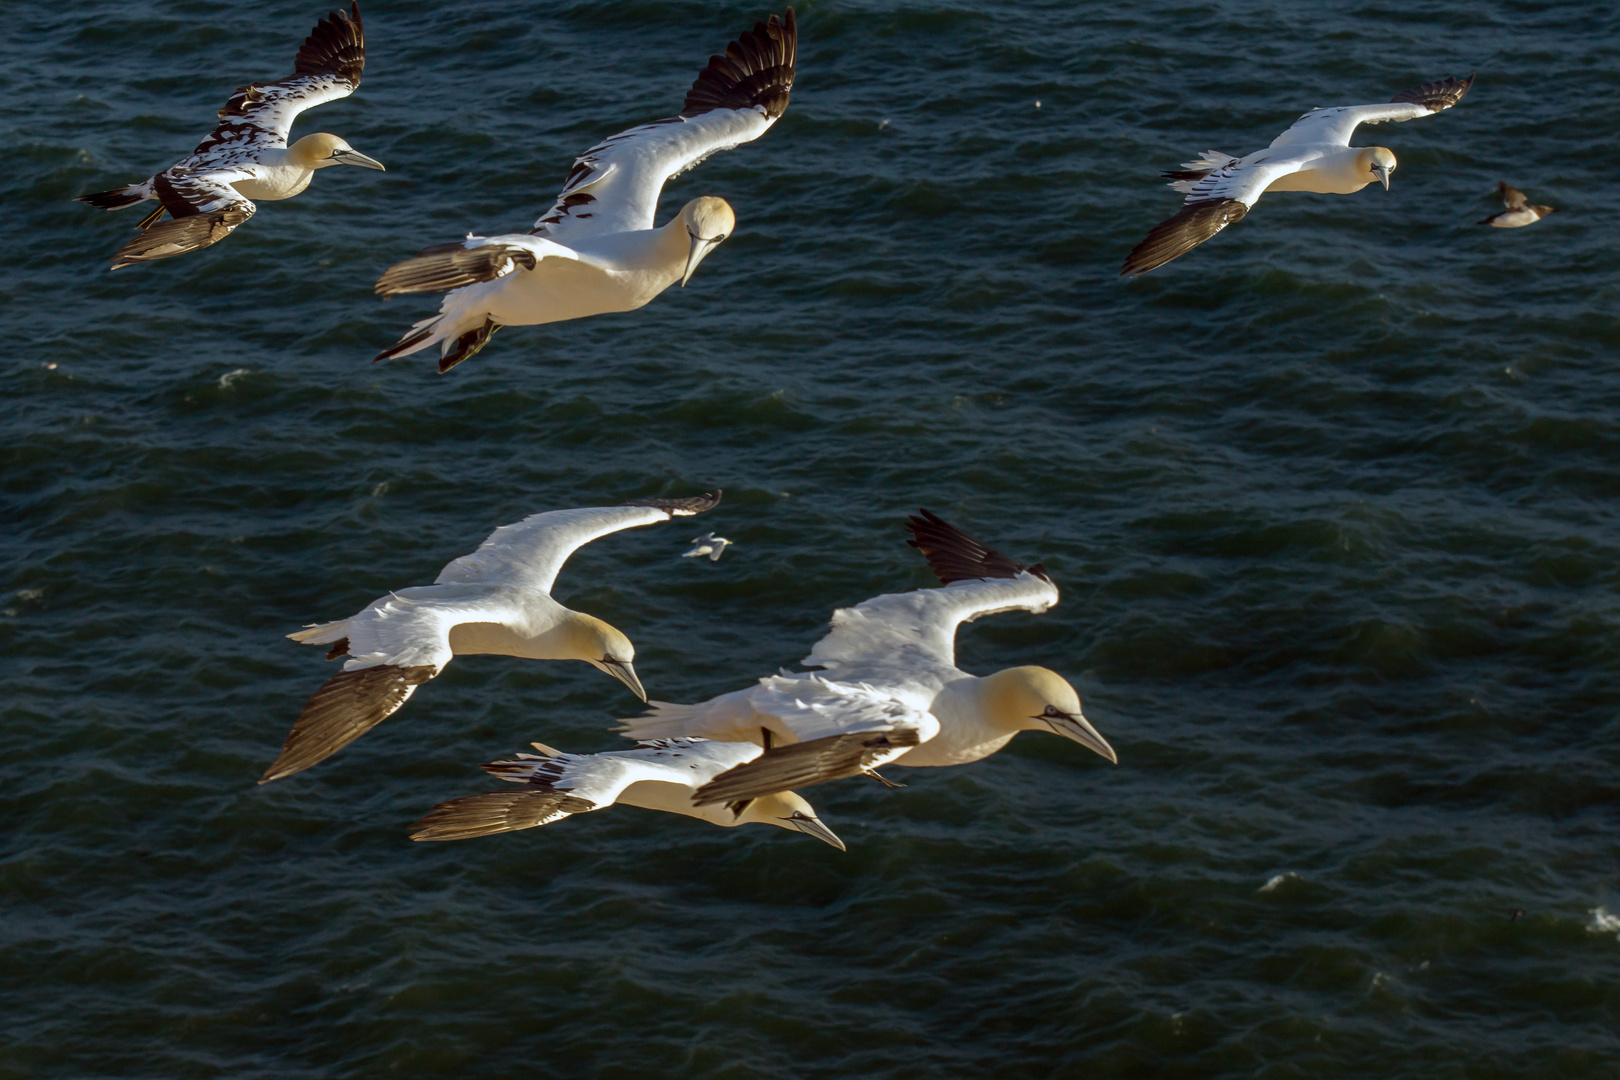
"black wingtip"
905,509,1047,584
624,490,723,516
681,9,797,120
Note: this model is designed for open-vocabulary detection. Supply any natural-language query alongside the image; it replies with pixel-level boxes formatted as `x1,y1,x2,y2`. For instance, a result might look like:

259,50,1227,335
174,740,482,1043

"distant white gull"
1479,181,1556,228
372,9,797,373
683,532,734,561
77,3,384,269
411,736,843,848
1122,74,1474,277
618,510,1117,806
261,492,720,783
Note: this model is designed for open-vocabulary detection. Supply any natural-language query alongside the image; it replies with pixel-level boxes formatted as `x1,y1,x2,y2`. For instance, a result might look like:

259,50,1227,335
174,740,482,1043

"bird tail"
288,619,351,646
373,312,499,373
76,184,150,211
1164,151,1238,193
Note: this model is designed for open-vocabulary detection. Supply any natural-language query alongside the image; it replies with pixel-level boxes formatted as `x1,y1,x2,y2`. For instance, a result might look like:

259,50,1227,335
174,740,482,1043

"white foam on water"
1258,872,1299,893
1587,907,1620,936
218,368,251,388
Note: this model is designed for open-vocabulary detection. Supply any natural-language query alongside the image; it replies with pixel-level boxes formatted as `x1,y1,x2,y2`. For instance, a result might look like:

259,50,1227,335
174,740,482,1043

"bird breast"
232,166,314,202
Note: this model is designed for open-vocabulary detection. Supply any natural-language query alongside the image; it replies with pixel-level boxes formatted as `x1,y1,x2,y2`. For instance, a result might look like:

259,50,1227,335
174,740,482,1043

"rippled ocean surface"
6,0,1620,1075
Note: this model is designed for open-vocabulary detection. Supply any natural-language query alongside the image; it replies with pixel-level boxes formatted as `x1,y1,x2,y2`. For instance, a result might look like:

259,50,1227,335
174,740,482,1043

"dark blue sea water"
5,1,1620,1076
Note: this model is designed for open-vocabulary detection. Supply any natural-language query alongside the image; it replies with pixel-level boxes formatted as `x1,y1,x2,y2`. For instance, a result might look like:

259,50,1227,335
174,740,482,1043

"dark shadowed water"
5,0,1620,1076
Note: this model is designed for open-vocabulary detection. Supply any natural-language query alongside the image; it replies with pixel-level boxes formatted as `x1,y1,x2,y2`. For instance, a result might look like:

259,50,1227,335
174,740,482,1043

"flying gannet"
1479,181,1556,228
77,3,384,269
617,510,1117,806
261,492,720,783
1122,74,1474,277
372,9,797,372
683,532,734,562
410,737,843,849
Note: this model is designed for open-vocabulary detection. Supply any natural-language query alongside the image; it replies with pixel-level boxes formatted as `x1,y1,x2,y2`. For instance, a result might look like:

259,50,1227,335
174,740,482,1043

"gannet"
261,492,720,783
1122,74,1474,277
1479,181,1556,228
410,737,843,849
683,532,734,562
372,9,797,372
617,510,1117,806
76,3,383,270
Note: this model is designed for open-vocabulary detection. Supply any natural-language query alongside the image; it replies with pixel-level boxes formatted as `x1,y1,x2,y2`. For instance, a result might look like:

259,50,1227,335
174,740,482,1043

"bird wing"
433,493,721,594
411,737,760,840
108,170,257,268
803,509,1061,675
530,10,795,243
689,676,931,804
1498,181,1528,210
184,3,365,166
1269,74,1473,149
1120,154,1305,277
374,233,587,297
261,588,503,783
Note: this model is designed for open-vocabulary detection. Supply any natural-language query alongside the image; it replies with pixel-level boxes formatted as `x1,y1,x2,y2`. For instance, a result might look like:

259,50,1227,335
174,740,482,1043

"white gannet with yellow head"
372,9,796,373
77,3,384,269
1123,74,1473,276
618,510,1117,807
411,737,844,850
261,492,721,784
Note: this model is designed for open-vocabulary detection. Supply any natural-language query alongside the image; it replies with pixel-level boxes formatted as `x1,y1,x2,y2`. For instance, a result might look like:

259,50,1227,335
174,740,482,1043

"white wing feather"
802,573,1062,676
1270,101,1436,149
434,505,679,593
531,108,777,243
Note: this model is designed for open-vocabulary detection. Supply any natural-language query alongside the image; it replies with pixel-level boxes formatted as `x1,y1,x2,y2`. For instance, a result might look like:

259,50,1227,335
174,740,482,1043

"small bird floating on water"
683,532,734,562
77,3,384,270
372,9,796,372
261,492,720,783
618,510,1116,806
1122,74,1474,277
411,737,843,849
1479,182,1556,228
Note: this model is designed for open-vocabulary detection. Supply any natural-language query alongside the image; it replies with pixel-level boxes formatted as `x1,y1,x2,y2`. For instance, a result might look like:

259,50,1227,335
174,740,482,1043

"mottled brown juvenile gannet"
1479,181,1557,228
411,737,843,849
77,3,383,270
1122,74,1474,277
261,493,720,784
372,9,796,373
617,511,1116,806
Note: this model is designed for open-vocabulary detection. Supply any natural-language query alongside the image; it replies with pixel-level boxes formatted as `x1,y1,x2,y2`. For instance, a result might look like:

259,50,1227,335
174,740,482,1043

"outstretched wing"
689,678,930,805
186,3,365,167
1270,74,1473,149
374,233,586,297
263,589,498,783
434,493,721,594
108,170,257,268
1498,181,1528,211
1121,152,1313,278
802,510,1060,675
530,9,795,244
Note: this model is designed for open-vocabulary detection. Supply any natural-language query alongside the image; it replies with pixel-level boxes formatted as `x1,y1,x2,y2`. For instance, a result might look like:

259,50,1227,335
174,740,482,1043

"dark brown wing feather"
259,663,435,783
295,2,365,85
374,243,539,297
109,210,253,268
623,491,723,516
1389,73,1473,111
410,789,594,842
906,509,1047,584
1497,181,1528,210
1121,197,1249,278
682,9,796,120
692,729,923,806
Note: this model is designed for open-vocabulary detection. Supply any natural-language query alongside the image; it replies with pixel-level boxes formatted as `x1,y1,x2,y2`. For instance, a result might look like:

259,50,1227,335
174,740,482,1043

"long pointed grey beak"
681,235,717,287
1045,710,1118,764
334,149,386,171
598,658,646,702
783,811,846,851
1376,167,1389,191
